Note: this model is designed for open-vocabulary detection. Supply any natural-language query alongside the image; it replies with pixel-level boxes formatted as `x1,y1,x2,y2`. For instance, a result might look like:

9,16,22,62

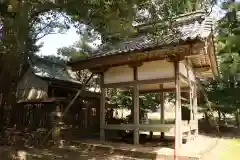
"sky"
37,1,239,57
36,26,79,56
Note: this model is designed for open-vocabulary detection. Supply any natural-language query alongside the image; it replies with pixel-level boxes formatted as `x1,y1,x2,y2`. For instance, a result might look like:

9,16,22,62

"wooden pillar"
100,73,106,141
189,81,193,121
160,84,165,139
193,83,198,136
174,60,182,157
133,67,139,145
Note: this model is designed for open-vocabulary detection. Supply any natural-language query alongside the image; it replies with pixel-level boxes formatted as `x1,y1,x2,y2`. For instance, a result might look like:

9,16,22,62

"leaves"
201,1,240,120
217,1,240,55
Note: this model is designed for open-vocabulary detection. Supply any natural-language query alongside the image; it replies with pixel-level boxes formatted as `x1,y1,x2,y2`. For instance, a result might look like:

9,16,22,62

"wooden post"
189,81,193,121
193,83,198,136
160,84,165,139
174,60,182,159
133,67,139,145
100,73,106,141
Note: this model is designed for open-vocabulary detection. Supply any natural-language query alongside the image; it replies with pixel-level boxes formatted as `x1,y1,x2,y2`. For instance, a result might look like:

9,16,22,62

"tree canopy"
202,0,240,126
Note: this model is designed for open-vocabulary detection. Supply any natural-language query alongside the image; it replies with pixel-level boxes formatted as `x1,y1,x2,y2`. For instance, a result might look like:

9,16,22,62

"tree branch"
29,3,59,22
35,32,57,41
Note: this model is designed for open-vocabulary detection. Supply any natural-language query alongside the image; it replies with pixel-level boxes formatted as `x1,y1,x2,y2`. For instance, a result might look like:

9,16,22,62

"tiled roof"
92,11,213,58
30,56,80,84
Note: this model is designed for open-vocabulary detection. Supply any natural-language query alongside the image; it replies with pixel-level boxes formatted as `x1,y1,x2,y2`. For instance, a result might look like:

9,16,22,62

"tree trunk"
0,2,30,102
0,4,30,135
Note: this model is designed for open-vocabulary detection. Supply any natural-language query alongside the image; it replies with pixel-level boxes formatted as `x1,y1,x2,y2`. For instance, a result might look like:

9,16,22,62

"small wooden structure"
69,11,218,154
5,56,101,138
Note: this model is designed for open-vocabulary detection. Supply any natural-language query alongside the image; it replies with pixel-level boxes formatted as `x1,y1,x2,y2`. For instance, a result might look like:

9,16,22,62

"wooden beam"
139,87,190,94
103,77,175,88
100,73,106,141
102,122,197,133
174,60,182,158
133,66,140,145
103,124,135,130
103,124,174,132
139,124,174,132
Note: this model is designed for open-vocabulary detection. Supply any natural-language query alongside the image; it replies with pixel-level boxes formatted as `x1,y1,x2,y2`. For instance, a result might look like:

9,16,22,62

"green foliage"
108,88,160,112
216,0,240,55
204,79,240,111
57,27,98,60
201,0,240,126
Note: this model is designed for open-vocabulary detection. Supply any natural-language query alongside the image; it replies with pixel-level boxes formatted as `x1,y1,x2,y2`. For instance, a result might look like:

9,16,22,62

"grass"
220,138,240,160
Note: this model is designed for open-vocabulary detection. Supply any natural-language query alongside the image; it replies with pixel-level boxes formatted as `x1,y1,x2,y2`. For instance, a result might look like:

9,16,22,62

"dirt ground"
0,146,147,160
0,135,239,160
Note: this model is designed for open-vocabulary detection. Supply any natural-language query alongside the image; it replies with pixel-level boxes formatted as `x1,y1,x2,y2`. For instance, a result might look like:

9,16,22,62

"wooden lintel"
103,81,134,88
164,53,183,62
103,77,175,88
139,87,190,94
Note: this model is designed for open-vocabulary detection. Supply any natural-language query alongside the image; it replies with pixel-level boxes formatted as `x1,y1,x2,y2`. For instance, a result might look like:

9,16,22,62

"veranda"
69,10,218,156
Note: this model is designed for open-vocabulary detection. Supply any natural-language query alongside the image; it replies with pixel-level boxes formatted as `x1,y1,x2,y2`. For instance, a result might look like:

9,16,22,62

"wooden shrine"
2,55,101,141
69,10,218,154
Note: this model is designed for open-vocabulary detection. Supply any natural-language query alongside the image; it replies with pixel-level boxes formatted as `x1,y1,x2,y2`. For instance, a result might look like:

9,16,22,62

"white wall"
138,60,174,80
17,68,48,101
104,60,175,84
104,65,134,84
